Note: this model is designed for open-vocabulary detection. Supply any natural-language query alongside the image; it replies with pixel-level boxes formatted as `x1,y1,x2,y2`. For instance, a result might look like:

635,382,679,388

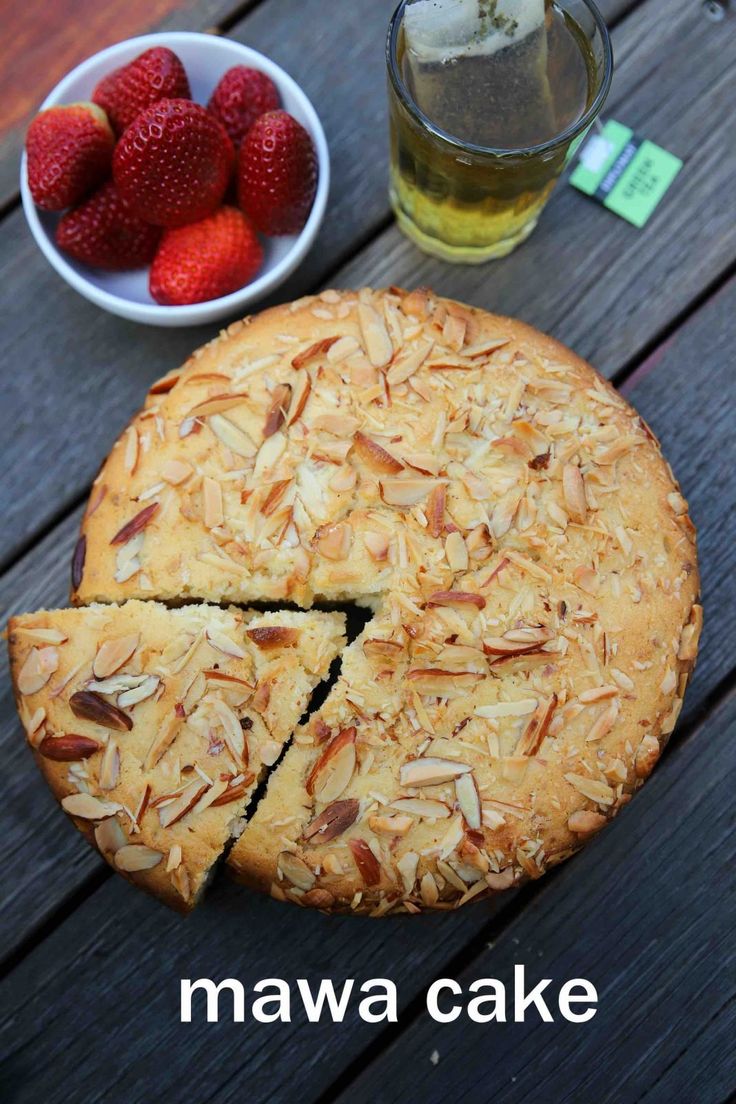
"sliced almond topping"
353,432,404,474
99,738,120,790
118,675,160,708
386,341,432,385
13,626,68,645
475,699,538,719
39,734,100,761
455,772,481,828
568,810,607,834
358,303,393,367
123,425,139,476
348,838,381,886
144,712,181,770
167,844,183,872
161,458,193,485
306,727,357,803
210,774,255,807
93,633,139,679
397,850,419,894
363,530,390,561
158,780,209,828
516,694,558,756
278,851,316,889
564,773,615,806
678,604,703,662
445,531,468,571
563,464,587,523
189,392,249,417
291,336,339,369
303,798,360,843
70,691,133,732
114,844,164,872
329,465,356,492
110,502,159,545
94,817,127,854
17,646,59,695
209,414,257,457
390,797,451,819
246,625,299,650
483,626,553,656
586,700,619,743
287,371,312,424
261,478,292,517
62,793,121,820
426,484,446,539
311,412,360,436
635,733,660,777
579,685,619,703
407,669,483,698
205,626,246,659
380,477,437,507
363,638,404,660
203,477,224,529
485,868,515,891
315,522,352,561
427,590,486,610
263,383,292,438
369,814,413,836
399,757,471,788
442,312,467,352
327,335,360,362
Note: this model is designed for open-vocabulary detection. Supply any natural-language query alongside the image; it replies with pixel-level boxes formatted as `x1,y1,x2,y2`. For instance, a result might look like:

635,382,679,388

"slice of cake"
8,600,345,910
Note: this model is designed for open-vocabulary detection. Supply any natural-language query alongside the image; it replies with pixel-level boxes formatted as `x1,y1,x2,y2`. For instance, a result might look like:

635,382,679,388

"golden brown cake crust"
22,287,701,914
8,601,345,910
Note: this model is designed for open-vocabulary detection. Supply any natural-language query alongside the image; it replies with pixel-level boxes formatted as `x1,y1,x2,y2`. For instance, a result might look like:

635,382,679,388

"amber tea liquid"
388,1,603,261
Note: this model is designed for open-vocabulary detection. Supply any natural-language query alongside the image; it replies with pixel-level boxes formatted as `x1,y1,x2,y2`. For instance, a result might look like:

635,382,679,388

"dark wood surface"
1,2,735,1103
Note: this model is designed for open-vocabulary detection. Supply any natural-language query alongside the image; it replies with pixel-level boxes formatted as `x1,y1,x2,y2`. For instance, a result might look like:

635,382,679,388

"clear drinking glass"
387,0,613,263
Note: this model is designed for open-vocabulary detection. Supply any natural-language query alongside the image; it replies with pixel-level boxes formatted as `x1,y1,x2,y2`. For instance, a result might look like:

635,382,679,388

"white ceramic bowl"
20,31,330,327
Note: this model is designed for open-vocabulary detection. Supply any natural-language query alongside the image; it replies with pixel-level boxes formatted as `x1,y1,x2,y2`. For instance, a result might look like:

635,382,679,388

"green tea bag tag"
570,119,682,228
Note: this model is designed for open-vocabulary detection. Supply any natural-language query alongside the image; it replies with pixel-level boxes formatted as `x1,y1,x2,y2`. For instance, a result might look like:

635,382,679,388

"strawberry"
237,110,317,235
149,206,263,305
92,47,191,134
25,102,114,210
56,181,161,270
113,99,233,227
208,66,279,148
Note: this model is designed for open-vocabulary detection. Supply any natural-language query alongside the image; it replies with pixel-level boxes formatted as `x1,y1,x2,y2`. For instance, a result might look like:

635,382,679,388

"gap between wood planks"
309,667,736,1104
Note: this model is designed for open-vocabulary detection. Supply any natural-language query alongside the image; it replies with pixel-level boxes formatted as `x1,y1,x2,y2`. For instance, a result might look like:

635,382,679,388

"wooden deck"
1,1,734,1102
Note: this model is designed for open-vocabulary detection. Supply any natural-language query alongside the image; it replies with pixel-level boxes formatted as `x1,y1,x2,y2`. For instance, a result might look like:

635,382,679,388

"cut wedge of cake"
8,601,345,910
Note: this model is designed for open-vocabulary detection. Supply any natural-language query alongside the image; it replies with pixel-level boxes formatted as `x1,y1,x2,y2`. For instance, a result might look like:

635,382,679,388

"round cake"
12,287,701,913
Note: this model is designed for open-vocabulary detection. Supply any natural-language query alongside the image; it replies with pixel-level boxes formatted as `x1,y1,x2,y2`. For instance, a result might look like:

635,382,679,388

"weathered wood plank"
0,0,679,568
1,273,733,1100
0,0,255,210
0,0,397,570
337,0,736,379
331,688,736,1104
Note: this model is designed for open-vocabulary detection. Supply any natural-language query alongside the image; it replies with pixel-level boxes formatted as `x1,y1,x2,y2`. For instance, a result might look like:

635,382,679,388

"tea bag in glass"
402,0,557,149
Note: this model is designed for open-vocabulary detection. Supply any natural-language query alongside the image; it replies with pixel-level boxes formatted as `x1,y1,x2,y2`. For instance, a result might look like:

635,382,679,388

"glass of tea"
387,0,613,262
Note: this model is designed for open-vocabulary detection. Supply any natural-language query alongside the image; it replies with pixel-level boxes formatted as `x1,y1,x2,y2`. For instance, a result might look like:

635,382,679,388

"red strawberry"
238,110,317,235
208,66,279,148
113,99,233,227
92,47,191,135
149,206,263,305
56,181,161,270
26,102,114,210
